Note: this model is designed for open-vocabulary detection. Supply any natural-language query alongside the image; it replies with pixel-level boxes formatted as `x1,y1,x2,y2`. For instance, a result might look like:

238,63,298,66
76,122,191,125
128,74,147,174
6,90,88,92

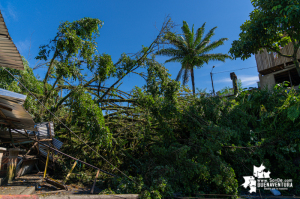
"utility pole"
210,66,215,96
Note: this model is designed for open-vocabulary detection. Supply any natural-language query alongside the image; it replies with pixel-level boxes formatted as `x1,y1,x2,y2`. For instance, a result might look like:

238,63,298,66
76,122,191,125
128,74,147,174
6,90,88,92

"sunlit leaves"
230,0,300,61
156,21,231,94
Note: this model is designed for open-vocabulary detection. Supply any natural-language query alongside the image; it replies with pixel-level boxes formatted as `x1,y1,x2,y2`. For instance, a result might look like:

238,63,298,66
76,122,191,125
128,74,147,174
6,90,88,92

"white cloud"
0,3,18,22
214,77,231,83
239,75,259,87
16,40,30,57
7,4,17,21
214,75,259,87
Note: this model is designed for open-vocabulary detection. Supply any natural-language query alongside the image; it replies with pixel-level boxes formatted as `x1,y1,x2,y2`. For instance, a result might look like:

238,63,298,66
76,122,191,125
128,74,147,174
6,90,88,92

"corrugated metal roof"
1,122,55,141
0,98,36,131
0,89,35,131
24,122,55,139
0,88,26,104
0,10,24,70
38,138,64,159
52,138,63,150
35,122,54,138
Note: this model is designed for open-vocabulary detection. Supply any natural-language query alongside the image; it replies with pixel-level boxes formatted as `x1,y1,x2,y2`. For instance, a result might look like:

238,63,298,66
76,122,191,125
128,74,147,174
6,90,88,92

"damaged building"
0,9,114,194
0,9,64,185
256,42,300,90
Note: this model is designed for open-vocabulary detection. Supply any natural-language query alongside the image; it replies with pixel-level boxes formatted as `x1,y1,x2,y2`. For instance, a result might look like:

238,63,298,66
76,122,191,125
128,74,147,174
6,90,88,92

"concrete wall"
259,73,275,90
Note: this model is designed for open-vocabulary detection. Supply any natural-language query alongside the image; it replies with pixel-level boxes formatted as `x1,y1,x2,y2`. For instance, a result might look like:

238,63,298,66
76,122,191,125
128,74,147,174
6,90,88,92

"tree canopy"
229,0,300,75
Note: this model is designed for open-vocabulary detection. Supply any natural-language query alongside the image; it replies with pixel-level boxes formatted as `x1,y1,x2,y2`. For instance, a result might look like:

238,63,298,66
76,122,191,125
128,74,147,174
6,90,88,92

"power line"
212,66,257,74
4,68,136,183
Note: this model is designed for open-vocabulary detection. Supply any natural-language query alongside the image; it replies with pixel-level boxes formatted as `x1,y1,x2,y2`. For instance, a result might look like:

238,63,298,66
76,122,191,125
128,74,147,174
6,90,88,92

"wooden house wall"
256,42,300,73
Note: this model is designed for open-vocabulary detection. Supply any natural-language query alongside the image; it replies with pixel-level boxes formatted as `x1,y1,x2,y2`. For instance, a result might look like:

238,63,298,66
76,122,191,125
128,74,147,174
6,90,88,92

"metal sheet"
0,122,54,142
23,122,55,139
0,88,26,104
35,122,54,138
52,138,63,150
0,97,36,131
0,10,24,70
38,138,63,156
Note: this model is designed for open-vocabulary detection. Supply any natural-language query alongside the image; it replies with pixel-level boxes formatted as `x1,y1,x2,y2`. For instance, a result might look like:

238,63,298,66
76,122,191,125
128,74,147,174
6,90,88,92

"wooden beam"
45,177,67,190
0,104,12,111
43,149,50,178
64,161,77,184
8,128,16,148
39,139,53,142
90,169,100,194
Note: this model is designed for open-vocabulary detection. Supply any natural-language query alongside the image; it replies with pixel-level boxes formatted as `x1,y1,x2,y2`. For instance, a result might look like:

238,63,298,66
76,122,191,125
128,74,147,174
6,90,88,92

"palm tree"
156,21,232,94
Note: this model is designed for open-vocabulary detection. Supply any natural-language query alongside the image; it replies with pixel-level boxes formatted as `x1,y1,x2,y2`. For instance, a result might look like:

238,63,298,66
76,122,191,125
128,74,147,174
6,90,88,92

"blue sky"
0,0,258,94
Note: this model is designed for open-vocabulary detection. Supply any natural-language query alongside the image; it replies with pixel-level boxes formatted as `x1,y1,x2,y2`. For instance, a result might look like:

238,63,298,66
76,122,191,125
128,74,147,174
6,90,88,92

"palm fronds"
155,21,232,94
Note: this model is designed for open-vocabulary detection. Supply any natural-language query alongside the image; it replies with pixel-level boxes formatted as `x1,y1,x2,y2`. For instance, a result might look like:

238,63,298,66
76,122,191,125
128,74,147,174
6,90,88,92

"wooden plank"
43,149,50,178
64,161,77,184
0,37,10,41
0,40,16,45
256,43,300,73
90,169,100,194
45,177,68,190
0,104,12,111
0,117,21,123
0,62,23,68
0,31,8,35
9,128,16,148
0,51,22,58
39,139,53,142
0,44,18,49
0,59,23,65
0,63,23,70
0,54,23,62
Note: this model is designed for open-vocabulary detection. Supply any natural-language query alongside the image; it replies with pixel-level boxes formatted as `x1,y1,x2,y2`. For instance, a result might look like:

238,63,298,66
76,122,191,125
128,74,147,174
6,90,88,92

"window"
274,68,300,86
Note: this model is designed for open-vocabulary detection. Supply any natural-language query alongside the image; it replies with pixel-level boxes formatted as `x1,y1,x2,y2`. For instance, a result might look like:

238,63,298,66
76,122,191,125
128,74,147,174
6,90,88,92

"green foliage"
218,79,243,96
230,0,300,76
106,74,300,197
4,16,300,198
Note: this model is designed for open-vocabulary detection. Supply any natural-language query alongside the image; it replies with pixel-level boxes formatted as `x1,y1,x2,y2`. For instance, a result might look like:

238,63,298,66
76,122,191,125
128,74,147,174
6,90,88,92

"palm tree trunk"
191,68,195,95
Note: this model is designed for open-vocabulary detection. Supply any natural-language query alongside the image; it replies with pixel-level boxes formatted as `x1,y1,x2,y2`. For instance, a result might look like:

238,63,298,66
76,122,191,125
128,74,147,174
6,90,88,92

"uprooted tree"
2,16,300,198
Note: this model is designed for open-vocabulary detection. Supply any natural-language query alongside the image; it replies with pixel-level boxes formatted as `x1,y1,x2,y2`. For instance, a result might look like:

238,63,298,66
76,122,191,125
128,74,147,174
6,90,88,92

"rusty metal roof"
0,89,36,131
0,10,24,70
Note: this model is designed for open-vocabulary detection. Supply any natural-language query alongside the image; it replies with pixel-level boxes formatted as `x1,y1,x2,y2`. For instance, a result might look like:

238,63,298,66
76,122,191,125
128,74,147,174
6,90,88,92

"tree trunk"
191,68,195,95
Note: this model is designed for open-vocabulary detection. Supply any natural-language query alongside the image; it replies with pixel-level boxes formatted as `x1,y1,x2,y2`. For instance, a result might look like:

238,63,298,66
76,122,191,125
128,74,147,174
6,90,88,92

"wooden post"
64,161,77,184
34,131,39,155
8,128,16,148
230,72,238,95
43,149,50,178
7,148,20,183
90,169,100,194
